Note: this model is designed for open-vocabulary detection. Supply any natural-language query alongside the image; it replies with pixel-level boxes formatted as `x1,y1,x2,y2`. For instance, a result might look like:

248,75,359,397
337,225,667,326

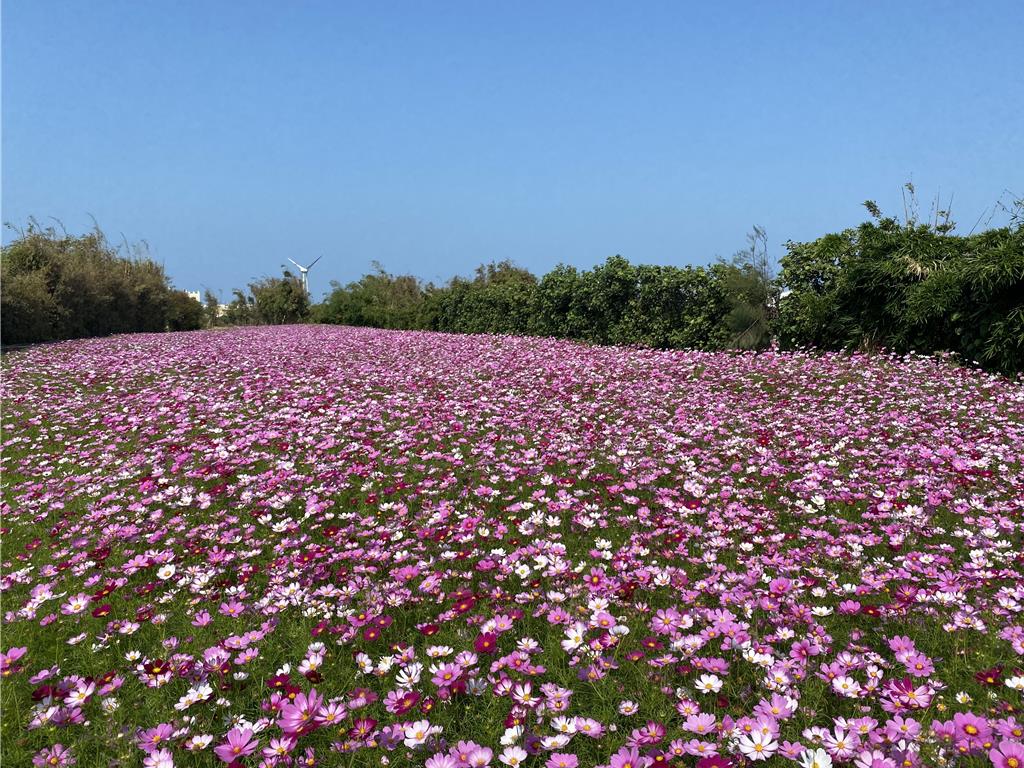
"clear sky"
3,1,1022,300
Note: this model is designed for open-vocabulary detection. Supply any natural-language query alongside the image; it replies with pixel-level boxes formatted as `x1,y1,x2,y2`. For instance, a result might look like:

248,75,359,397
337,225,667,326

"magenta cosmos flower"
214,728,258,763
990,741,1024,768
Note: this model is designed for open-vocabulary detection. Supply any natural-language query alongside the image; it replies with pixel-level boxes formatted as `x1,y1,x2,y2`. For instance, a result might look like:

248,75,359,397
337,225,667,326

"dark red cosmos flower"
91,582,117,601
420,696,435,714
474,633,498,654
860,604,882,618
975,666,1003,686
348,717,377,740
266,674,291,689
375,615,393,628
504,711,526,728
697,756,737,768
454,596,476,614
31,685,54,701
626,650,645,661
642,636,664,651
144,659,167,676
418,624,440,636
91,603,112,618
391,691,420,715
362,626,382,642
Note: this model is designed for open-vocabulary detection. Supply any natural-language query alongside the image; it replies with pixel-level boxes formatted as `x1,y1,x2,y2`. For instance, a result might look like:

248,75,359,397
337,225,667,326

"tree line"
3,191,1022,373
1,222,204,345
310,196,1023,374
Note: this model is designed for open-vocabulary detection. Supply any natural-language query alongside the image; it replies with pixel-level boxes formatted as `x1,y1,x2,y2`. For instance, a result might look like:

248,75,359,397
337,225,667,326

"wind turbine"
287,255,322,296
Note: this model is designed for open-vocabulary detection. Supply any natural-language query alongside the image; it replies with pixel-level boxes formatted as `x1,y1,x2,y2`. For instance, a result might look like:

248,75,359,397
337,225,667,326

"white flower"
500,725,524,746
499,746,528,766
551,716,576,734
799,748,833,768
1005,676,1024,691
696,674,723,694
831,675,862,697
402,719,438,748
738,730,778,761
396,662,422,688
157,564,176,580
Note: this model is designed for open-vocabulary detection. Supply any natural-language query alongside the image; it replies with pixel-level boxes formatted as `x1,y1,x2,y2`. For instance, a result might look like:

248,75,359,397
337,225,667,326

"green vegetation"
0,221,203,345
777,191,1024,374
4,189,1022,373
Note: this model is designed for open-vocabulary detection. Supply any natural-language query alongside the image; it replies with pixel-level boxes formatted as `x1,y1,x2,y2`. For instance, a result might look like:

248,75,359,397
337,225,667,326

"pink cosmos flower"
547,754,579,768
1,647,27,677
213,728,258,763
219,599,245,618
142,749,174,768
33,744,75,767
426,754,459,768
279,688,324,735
989,741,1024,768
137,723,175,753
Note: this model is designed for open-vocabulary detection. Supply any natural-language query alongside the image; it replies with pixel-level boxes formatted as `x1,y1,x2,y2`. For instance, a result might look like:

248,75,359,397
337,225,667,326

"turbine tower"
287,256,322,296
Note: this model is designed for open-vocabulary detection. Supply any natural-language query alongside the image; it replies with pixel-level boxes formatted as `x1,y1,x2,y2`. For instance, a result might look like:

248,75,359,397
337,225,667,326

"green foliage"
778,194,1024,374
165,289,206,331
431,261,538,335
313,256,737,352
718,226,778,350
313,263,428,329
1,221,203,345
250,274,310,325
9,191,1019,374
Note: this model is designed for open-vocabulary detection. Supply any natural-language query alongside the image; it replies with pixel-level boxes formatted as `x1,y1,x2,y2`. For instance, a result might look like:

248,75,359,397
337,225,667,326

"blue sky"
3,1,1021,300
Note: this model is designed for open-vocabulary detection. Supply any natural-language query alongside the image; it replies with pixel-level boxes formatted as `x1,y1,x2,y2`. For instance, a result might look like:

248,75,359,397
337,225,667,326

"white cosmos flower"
799,748,833,768
396,662,422,688
831,676,862,697
696,674,723,694
403,718,437,747
1005,676,1024,691
738,730,778,761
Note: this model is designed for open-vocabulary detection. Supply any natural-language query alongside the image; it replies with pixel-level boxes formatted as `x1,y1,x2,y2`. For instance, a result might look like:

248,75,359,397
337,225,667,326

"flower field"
2,325,1023,768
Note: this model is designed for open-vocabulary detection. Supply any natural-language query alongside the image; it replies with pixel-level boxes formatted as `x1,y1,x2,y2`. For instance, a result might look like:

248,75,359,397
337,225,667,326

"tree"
165,290,205,331
250,273,310,325
1,220,202,344
717,226,779,350
777,193,1024,374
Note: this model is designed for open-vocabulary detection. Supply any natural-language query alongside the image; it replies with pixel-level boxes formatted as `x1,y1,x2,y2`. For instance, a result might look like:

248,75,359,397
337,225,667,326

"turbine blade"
308,255,323,268
288,258,303,269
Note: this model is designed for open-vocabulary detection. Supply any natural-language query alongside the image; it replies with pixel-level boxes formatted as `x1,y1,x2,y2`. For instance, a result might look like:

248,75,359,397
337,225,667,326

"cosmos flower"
213,728,258,763
2,328,1022,767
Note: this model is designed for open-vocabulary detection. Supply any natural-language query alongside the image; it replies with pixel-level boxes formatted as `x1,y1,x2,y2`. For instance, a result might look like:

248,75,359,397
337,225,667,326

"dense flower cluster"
1,326,1022,768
